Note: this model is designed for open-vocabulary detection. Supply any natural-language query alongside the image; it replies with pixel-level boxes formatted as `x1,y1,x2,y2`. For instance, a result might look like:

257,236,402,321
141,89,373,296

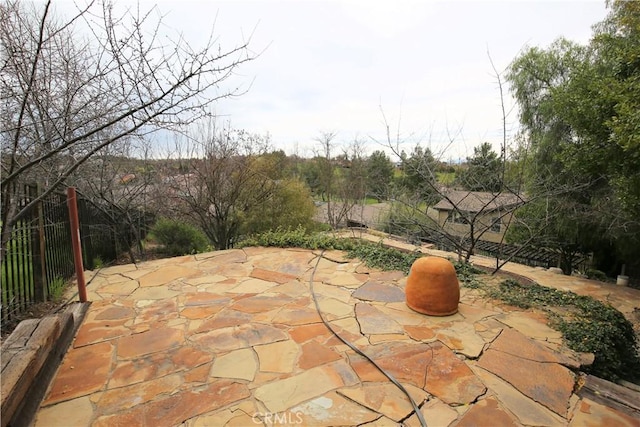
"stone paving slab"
339,230,640,328
35,246,638,426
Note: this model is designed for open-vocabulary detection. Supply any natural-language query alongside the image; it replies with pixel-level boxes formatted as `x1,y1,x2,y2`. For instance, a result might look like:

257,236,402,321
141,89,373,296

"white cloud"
53,0,609,159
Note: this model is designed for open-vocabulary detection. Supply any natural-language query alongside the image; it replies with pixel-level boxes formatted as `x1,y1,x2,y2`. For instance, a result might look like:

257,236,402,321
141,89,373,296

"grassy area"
436,171,456,185
241,227,640,384
1,225,35,306
1,261,34,311
48,277,68,301
312,197,381,205
363,197,380,205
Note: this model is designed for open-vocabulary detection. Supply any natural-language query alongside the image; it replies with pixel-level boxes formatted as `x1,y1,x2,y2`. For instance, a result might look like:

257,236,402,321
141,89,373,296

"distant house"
118,173,136,185
431,190,525,243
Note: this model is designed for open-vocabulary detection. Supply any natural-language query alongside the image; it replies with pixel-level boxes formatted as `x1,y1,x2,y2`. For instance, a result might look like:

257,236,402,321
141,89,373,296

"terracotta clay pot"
405,256,460,316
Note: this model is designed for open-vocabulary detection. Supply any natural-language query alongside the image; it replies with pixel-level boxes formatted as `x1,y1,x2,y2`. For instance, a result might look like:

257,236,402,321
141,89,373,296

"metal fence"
419,233,590,272
1,185,136,328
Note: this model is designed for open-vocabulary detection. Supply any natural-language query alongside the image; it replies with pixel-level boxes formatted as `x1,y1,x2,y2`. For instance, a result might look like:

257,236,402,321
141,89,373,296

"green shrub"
382,202,431,239
240,226,357,251
151,218,209,256
240,226,421,274
585,268,607,282
241,178,316,235
452,260,484,288
92,256,104,269
49,277,67,301
488,279,640,383
310,221,332,232
347,243,421,275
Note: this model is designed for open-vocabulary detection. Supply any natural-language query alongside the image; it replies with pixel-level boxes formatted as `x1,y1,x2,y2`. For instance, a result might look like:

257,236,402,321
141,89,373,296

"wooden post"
67,187,87,302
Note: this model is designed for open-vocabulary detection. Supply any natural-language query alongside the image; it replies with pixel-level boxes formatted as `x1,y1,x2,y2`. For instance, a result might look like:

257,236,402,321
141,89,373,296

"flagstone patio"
34,245,639,426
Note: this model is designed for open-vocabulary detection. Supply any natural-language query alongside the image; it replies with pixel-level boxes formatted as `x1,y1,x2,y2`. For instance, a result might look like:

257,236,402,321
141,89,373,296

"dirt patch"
1,300,65,342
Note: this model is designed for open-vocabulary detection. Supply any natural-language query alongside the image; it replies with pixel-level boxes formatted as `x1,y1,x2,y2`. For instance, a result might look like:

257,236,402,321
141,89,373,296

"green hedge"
150,218,209,256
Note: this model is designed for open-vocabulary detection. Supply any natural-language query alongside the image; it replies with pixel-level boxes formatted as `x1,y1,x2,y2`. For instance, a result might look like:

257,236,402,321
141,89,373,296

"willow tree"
506,0,640,276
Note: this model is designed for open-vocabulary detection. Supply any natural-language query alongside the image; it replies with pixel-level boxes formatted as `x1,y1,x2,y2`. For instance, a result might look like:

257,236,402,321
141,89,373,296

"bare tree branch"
0,0,257,262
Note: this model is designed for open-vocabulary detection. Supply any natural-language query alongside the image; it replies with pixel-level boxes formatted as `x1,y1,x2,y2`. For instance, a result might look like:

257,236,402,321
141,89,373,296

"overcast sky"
63,0,609,160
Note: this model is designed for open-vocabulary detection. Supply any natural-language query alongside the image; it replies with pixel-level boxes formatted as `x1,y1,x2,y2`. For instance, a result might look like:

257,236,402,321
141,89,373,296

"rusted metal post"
67,187,87,302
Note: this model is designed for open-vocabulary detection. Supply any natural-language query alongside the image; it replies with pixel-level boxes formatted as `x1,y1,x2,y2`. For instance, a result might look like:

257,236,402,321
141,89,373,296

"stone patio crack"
487,326,505,344
356,414,384,426
118,272,139,280
477,355,576,417
398,390,429,425
335,389,378,414
468,386,490,406
491,347,574,365
397,408,417,425
352,312,366,337
101,370,180,394
422,345,434,389
474,342,489,360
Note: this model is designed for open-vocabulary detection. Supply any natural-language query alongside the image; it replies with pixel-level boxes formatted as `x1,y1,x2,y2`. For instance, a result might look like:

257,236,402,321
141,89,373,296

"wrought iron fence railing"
1,184,149,329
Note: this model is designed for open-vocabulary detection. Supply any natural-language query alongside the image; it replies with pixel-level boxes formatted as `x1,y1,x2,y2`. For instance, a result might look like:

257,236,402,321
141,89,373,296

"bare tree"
376,59,528,265
313,132,367,229
169,118,279,250
313,132,339,228
72,137,157,263
377,55,591,273
0,0,255,263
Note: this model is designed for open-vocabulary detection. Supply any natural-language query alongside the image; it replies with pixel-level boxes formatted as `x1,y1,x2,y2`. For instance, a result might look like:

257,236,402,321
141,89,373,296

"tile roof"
433,190,525,213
